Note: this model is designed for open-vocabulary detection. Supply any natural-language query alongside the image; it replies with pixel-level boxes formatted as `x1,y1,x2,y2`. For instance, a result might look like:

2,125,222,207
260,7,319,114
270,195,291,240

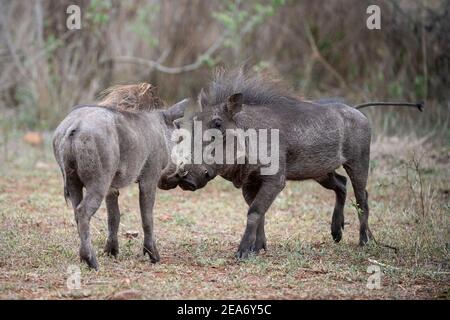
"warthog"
53,83,188,269
168,69,422,259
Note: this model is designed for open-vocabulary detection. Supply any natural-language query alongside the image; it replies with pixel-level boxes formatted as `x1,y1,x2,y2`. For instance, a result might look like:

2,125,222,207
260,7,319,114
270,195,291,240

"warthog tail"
355,102,424,112
64,183,69,206
61,128,78,206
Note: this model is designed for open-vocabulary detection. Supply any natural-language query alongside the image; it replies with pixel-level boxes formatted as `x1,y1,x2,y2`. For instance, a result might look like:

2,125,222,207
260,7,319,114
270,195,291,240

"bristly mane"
200,68,301,107
97,83,164,111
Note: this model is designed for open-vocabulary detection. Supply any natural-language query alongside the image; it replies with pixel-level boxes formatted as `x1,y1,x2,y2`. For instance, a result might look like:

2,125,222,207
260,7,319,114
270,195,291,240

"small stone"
63,289,91,298
110,289,141,300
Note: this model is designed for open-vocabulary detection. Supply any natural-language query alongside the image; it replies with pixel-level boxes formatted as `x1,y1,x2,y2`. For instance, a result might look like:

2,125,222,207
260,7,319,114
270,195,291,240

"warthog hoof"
104,238,119,257
254,236,267,253
331,221,344,243
80,249,98,270
358,228,373,246
143,243,160,263
235,238,266,260
235,248,255,260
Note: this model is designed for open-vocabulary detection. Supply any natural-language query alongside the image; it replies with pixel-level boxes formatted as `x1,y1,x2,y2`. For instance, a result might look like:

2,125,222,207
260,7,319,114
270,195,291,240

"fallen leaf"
124,231,139,239
159,214,172,222
23,132,43,146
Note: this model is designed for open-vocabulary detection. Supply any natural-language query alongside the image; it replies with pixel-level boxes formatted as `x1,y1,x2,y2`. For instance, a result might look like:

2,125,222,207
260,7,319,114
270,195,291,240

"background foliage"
0,0,448,139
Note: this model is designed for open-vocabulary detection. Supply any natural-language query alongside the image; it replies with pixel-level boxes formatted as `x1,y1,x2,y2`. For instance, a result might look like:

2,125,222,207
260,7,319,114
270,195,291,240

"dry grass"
0,134,448,300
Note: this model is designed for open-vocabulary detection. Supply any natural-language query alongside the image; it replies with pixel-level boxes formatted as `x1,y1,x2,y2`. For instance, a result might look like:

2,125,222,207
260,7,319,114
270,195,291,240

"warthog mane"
200,68,302,108
97,83,165,111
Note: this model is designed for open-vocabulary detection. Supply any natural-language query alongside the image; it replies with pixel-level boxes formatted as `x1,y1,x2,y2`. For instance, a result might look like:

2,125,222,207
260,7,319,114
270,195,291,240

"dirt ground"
0,135,448,299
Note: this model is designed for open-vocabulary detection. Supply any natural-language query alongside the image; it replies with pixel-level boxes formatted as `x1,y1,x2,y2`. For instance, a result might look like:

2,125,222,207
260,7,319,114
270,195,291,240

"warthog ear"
163,98,190,124
225,93,243,118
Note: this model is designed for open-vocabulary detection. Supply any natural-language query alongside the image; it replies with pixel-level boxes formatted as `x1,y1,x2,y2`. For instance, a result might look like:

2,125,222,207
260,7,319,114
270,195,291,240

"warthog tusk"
179,170,189,177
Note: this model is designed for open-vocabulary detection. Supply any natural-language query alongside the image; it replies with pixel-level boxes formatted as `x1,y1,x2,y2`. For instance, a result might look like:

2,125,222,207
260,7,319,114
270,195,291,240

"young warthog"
53,84,188,269
170,69,422,259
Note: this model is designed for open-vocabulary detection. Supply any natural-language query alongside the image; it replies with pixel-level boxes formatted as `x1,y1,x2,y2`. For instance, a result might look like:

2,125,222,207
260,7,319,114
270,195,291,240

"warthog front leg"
236,175,285,259
242,182,266,253
139,179,160,263
104,188,120,257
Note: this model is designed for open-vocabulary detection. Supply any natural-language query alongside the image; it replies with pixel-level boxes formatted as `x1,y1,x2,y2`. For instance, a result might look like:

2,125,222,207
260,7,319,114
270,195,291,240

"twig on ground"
298,267,328,274
368,258,401,270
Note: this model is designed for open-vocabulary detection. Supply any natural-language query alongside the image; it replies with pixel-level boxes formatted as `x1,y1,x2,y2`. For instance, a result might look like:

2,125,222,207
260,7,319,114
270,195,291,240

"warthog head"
157,89,223,191
167,68,291,191
182,90,246,190
157,94,211,191
166,89,254,191
156,98,196,190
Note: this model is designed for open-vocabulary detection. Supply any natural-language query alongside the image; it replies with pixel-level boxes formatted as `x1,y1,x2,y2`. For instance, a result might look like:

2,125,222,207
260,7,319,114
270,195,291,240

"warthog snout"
178,166,214,191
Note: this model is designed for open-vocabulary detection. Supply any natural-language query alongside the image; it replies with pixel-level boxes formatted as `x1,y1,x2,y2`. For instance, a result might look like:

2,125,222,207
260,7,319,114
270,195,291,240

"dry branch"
111,33,227,74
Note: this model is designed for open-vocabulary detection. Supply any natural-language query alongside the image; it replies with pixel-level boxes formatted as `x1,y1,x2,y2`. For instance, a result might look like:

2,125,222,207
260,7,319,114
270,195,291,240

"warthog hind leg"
76,187,107,270
316,172,347,242
344,159,373,246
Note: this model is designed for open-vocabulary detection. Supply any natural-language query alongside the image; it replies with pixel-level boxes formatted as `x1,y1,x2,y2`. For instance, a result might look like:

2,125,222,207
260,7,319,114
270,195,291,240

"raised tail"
355,102,424,112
